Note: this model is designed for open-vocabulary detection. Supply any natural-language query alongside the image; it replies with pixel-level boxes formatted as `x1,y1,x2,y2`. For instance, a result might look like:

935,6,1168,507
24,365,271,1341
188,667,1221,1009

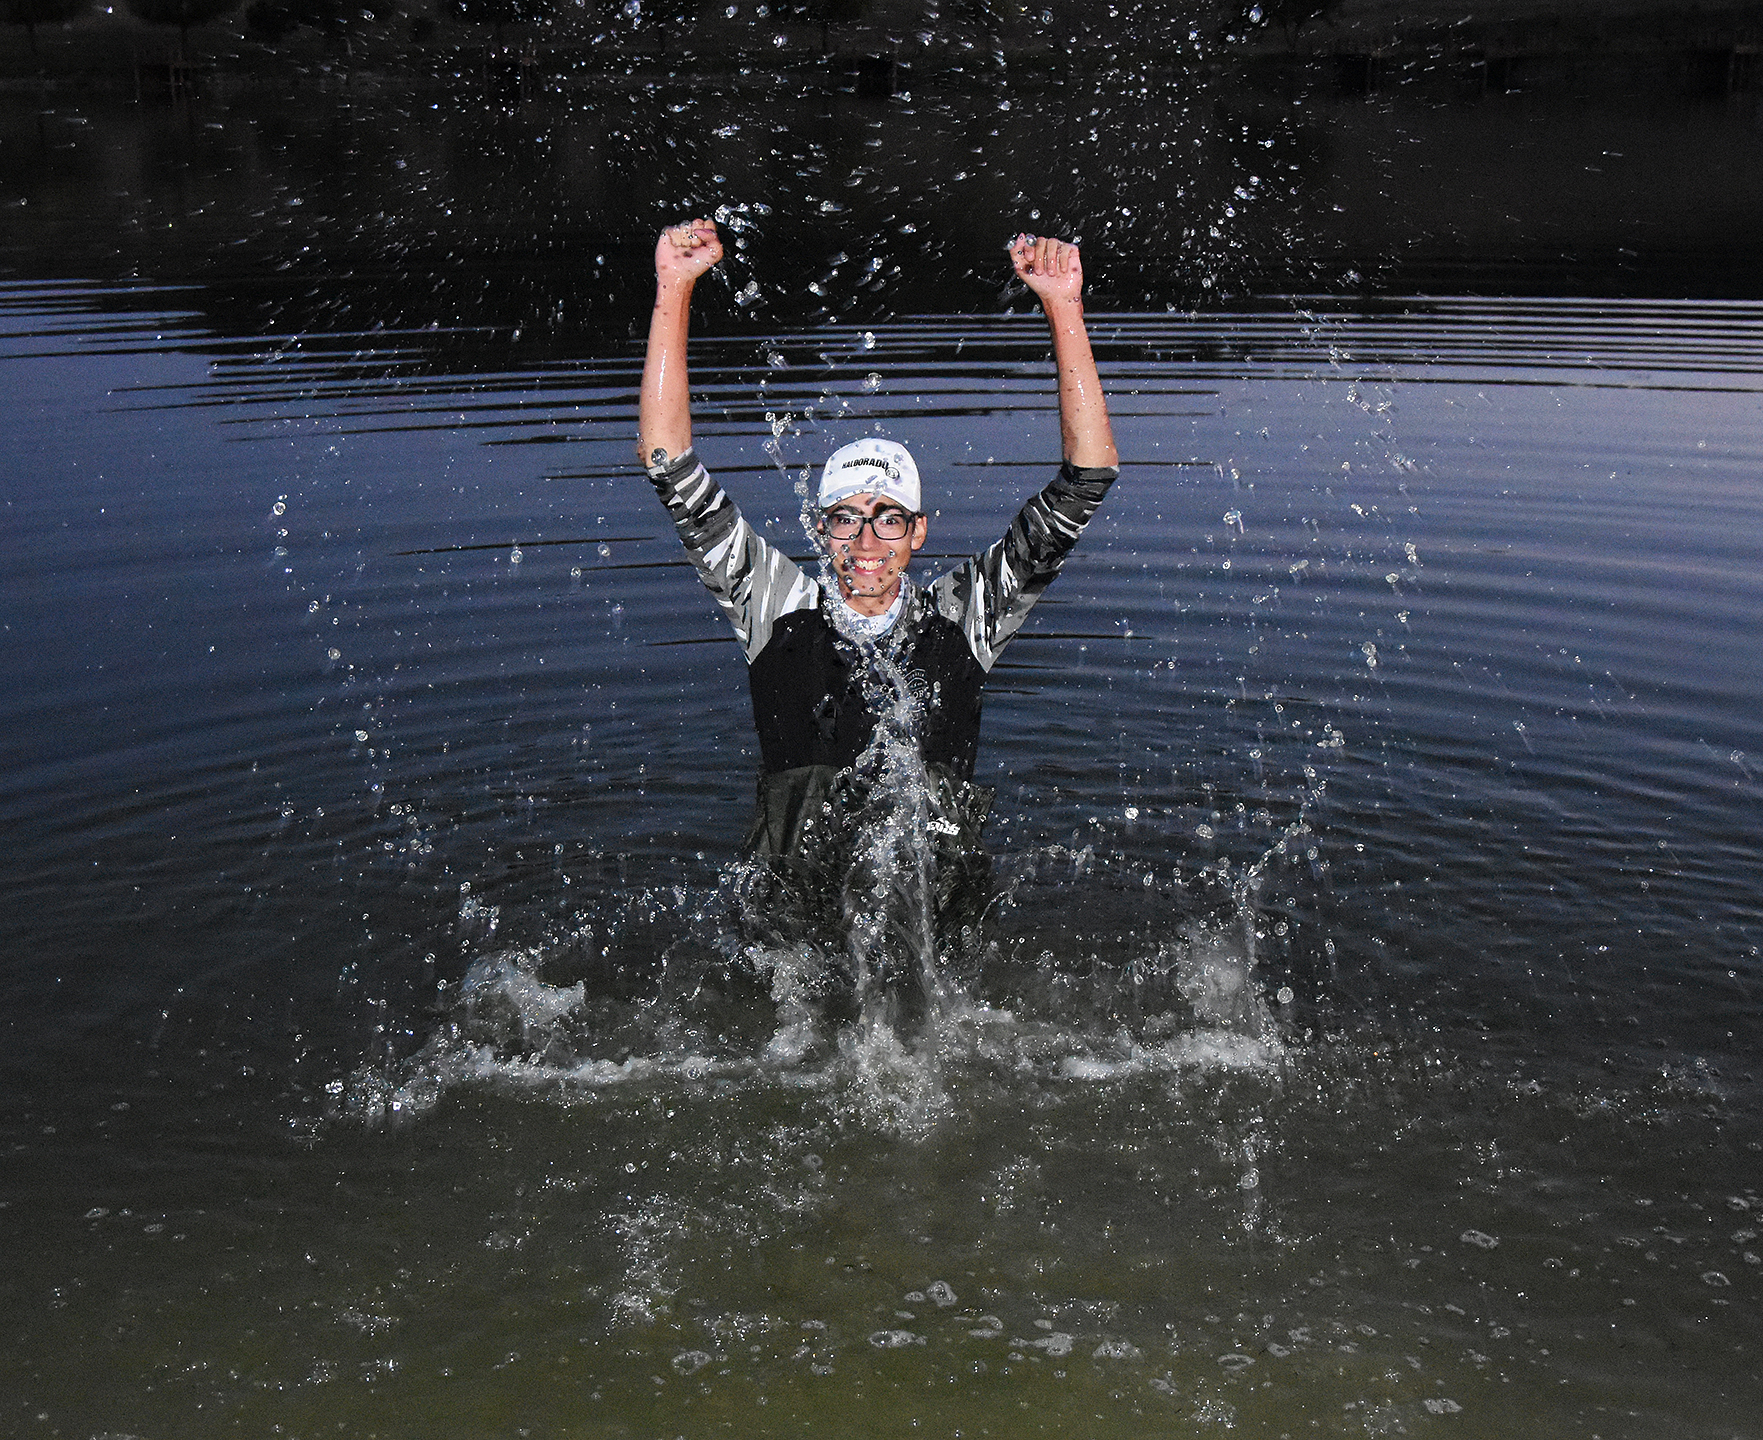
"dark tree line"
126,0,245,43
1,0,249,52
243,0,393,42
0,0,887,59
1,0,90,50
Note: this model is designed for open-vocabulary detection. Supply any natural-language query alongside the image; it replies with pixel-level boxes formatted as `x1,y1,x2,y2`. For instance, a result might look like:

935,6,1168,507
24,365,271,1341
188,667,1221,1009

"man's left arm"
932,235,1119,669
1010,233,1117,472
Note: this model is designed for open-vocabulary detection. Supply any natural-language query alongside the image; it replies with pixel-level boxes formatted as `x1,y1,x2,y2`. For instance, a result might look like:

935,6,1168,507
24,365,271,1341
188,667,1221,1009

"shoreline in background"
4,4,1759,312
2,1,1760,101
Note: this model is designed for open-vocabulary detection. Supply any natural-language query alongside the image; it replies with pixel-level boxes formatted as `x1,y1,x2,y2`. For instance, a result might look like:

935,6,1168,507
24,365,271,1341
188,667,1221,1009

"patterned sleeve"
644,448,821,664
927,460,1118,672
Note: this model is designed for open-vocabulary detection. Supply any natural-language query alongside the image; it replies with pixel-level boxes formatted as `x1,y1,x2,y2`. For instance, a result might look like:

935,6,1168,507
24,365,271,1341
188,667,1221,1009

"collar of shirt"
830,584,907,642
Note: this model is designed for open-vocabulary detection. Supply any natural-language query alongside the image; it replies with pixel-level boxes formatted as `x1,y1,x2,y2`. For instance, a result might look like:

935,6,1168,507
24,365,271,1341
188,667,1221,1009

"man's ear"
908,515,929,553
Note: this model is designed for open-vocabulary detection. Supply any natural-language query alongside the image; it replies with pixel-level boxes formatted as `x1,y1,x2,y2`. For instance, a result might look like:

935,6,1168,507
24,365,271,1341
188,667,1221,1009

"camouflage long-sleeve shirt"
644,449,1117,780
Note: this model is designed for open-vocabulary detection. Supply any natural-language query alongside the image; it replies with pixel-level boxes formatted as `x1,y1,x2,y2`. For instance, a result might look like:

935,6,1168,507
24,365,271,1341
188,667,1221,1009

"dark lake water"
2,67,1761,1440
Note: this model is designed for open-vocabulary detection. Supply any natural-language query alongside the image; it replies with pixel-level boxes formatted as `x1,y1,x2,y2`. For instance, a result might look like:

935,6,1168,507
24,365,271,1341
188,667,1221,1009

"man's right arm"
638,219,722,469
637,222,816,661
644,451,818,664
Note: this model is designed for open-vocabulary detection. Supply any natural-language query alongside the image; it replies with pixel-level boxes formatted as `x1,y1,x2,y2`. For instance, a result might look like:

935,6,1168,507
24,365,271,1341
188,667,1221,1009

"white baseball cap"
818,438,921,513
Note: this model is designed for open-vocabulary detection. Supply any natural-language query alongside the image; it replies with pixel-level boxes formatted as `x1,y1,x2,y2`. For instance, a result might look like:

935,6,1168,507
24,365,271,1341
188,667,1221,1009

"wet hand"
1010,233,1084,305
655,219,723,286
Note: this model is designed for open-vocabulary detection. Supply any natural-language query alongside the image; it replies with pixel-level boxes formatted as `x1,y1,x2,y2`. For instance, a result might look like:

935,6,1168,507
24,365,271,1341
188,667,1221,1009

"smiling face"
821,491,928,616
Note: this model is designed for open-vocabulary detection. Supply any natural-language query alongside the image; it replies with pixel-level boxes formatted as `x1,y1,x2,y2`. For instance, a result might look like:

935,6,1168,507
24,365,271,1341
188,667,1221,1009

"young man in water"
636,219,1117,981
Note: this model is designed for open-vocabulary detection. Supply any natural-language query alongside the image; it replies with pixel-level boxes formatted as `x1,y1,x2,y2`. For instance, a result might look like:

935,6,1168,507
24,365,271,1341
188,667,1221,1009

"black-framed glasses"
820,508,918,541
